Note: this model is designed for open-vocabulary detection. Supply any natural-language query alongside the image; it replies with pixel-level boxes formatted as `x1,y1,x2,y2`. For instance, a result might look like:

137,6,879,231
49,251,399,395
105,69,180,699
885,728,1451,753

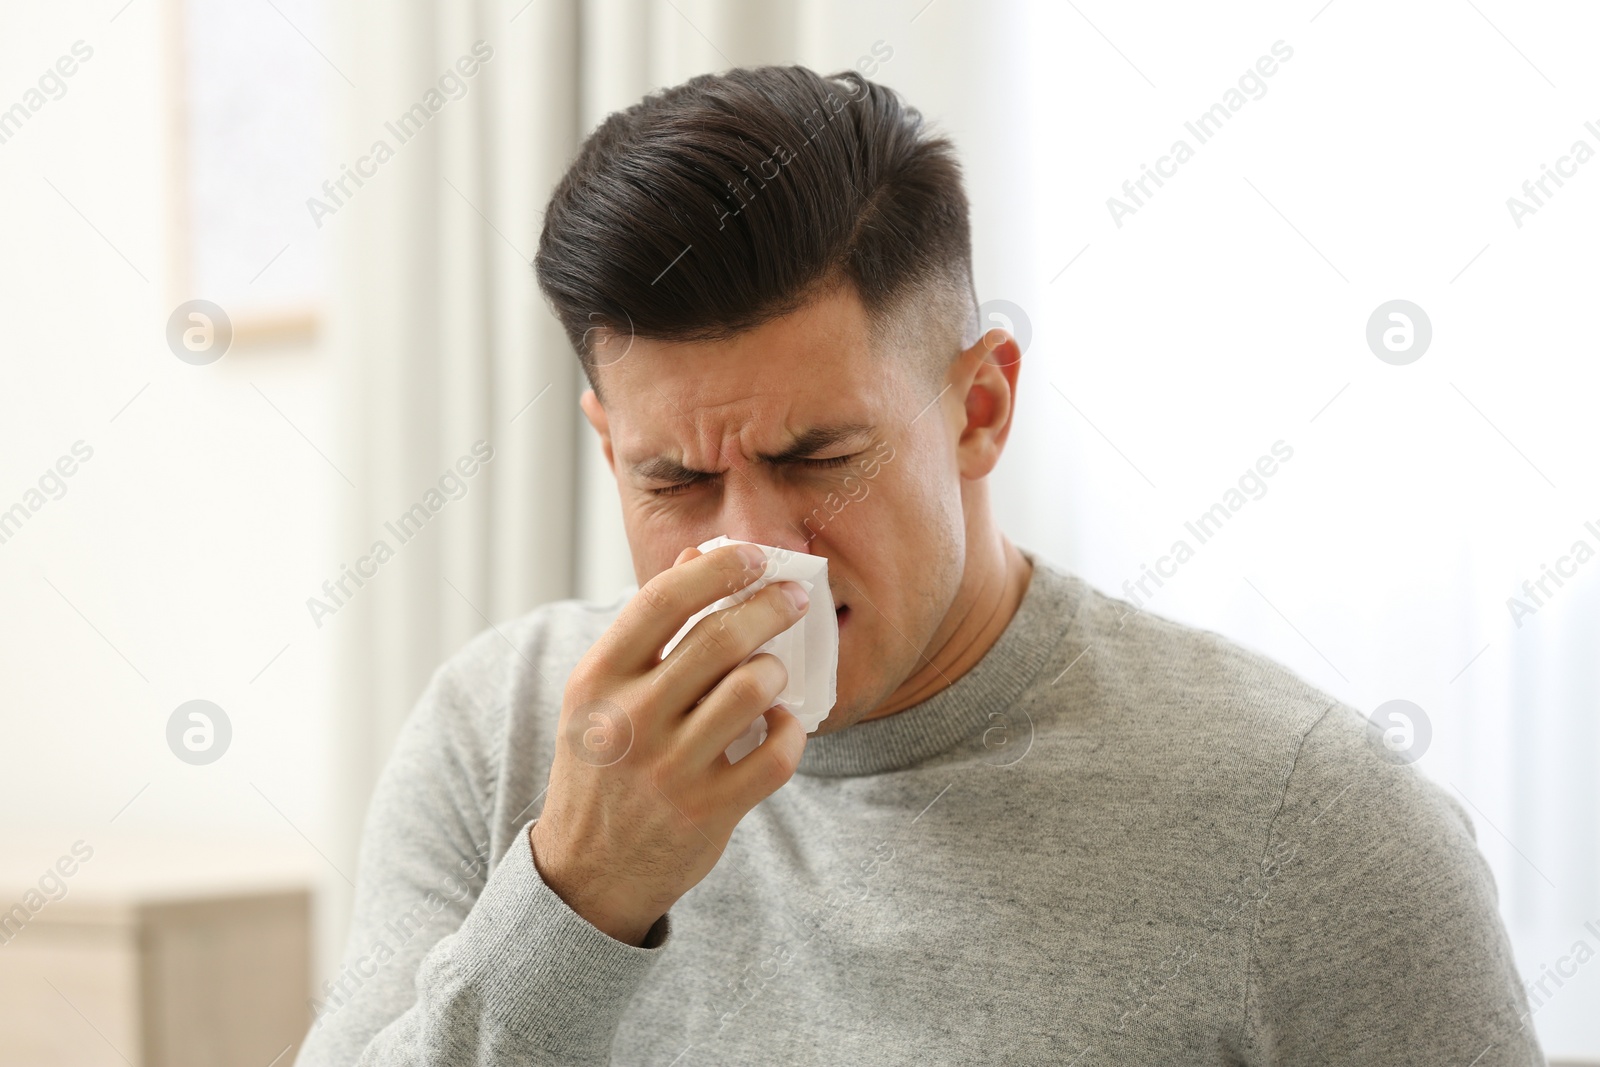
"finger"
723,705,808,803
650,580,809,712
595,542,768,674
673,545,700,566
675,653,787,767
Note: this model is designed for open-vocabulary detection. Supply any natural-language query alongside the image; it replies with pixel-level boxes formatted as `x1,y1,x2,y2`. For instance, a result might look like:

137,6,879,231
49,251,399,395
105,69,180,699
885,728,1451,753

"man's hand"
530,542,812,946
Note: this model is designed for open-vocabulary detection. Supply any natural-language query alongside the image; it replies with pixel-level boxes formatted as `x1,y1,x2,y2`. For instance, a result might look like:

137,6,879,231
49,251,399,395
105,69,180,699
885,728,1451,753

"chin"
810,703,865,737
814,667,891,736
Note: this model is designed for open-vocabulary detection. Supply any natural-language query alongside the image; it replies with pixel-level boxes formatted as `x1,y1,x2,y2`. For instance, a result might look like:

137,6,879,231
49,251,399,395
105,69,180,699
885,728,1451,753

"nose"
718,474,813,554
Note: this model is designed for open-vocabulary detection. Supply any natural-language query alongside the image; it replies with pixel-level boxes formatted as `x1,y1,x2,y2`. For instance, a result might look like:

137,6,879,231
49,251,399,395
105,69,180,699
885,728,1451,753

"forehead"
595,286,911,455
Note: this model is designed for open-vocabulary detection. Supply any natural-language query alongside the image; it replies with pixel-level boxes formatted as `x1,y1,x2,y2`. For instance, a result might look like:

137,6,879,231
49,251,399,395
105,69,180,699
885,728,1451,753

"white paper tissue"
660,535,838,764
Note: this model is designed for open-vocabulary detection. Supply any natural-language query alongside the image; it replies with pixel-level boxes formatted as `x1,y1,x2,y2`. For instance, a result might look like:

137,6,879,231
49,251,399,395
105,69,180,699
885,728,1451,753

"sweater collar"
796,552,1082,777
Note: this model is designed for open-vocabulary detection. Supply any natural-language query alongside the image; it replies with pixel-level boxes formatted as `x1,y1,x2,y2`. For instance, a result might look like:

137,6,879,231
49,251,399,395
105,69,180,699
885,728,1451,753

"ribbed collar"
796,552,1082,777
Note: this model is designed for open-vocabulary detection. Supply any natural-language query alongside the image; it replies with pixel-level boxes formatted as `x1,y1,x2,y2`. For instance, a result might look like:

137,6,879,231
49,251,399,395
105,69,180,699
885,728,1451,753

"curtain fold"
327,0,586,944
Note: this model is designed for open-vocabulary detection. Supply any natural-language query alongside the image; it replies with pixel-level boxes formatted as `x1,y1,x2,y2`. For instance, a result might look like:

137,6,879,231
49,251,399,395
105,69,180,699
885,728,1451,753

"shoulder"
1067,578,1466,830
431,594,624,714
1045,569,1350,767
1038,567,1474,860
1054,573,1503,957
1044,570,1530,1056
381,593,624,808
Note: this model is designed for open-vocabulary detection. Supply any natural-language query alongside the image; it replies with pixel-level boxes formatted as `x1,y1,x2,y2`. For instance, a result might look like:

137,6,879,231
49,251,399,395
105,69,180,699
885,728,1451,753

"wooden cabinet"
0,888,310,1067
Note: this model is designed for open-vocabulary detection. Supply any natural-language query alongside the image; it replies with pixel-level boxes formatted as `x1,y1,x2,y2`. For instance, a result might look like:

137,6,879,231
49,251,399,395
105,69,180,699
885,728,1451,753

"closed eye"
648,480,701,497
647,452,859,495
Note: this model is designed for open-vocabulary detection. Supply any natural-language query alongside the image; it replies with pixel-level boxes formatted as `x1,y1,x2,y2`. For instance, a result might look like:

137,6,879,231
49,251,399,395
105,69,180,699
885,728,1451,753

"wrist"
528,822,658,946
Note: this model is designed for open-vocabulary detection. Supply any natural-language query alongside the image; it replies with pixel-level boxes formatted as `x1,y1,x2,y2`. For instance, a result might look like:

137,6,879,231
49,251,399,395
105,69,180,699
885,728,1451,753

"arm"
1242,705,1543,1066
294,666,671,1067
296,542,812,1065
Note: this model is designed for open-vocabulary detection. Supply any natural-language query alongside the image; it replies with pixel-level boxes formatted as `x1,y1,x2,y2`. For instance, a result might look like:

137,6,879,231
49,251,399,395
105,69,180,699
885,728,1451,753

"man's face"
582,284,970,732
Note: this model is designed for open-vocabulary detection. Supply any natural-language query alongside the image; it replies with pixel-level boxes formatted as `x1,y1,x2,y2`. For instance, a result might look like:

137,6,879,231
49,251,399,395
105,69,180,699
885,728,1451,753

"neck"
861,505,1032,722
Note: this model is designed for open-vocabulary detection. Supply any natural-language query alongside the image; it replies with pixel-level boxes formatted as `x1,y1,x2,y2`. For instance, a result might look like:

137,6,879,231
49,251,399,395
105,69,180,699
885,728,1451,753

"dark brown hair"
533,64,976,391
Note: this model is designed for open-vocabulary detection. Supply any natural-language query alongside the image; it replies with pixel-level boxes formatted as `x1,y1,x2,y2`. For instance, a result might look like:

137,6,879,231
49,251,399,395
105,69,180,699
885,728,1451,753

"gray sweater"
295,553,1543,1065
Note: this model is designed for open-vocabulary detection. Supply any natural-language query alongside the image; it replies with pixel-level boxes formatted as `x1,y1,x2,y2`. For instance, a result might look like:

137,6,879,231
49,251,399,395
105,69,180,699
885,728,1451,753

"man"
298,66,1542,1065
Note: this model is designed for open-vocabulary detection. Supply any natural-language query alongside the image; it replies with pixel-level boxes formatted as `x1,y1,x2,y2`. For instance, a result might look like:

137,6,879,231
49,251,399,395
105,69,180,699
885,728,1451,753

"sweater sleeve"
293,660,671,1067
1241,704,1542,1066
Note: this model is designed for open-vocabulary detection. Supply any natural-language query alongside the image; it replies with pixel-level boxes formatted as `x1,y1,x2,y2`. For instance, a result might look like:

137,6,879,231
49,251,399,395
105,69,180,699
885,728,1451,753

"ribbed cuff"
445,819,670,1056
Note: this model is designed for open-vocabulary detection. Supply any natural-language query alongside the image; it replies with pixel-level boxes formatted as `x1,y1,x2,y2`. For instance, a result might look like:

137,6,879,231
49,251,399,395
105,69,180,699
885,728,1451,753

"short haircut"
534,64,978,393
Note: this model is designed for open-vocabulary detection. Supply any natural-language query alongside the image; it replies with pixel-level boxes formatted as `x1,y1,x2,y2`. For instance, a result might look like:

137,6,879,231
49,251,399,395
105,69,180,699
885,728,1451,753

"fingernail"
781,582,809,611
737,544,767,571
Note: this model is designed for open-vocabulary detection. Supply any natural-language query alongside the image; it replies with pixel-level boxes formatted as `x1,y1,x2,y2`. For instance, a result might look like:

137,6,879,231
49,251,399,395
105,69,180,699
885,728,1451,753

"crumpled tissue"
660,535,838,764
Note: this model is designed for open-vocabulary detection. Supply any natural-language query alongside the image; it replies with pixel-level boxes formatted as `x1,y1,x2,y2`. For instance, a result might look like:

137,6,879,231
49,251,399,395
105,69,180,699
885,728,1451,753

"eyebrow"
630,422,876,483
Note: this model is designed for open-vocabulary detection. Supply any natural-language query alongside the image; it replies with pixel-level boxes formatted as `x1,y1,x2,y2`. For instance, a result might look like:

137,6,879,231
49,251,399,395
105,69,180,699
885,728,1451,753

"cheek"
857,461,966,609
874,446,961,534
622,496,706,580
829,468,954,582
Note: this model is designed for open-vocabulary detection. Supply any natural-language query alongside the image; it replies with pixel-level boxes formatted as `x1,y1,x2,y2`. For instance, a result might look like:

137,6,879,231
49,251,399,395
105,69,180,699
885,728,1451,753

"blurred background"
1,0,1596,1062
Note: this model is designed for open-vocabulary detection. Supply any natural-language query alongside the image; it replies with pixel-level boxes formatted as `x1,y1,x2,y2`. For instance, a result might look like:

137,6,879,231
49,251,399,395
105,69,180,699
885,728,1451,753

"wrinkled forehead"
593,292,917,460
603,348,896,466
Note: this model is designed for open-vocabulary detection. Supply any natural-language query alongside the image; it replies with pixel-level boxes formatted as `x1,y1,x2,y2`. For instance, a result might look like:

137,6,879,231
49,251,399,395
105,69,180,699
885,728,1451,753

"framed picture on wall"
166,0,328,348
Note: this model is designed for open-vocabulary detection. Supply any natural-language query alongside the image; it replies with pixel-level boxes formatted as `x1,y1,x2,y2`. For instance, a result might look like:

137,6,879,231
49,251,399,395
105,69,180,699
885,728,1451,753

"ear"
949,327,1022,480
579,388,616,475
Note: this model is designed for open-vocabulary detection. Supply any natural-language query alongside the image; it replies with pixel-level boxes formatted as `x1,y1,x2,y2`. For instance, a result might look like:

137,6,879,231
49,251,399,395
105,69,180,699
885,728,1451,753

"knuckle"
565,659,603,699
750,653,787,695
758,737,800,784
726,670,768,709
635,577,674,616
695,615,740,659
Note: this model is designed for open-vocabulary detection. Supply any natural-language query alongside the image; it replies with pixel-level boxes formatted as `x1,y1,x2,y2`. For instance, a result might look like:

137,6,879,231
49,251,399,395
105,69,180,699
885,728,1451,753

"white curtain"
327,0,585,930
